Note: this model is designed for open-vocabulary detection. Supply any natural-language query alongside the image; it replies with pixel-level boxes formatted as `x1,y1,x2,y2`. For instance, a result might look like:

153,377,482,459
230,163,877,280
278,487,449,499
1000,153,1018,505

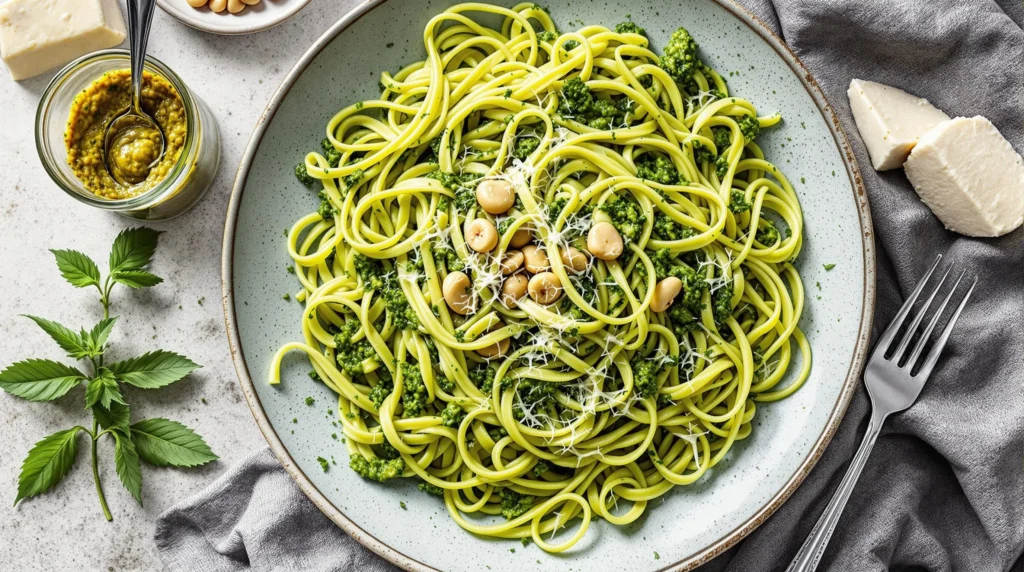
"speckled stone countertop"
0,2,358,569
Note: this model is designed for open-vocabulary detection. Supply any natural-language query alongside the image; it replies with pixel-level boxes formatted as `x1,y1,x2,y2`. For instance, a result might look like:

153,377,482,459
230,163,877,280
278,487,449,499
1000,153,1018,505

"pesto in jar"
64,69,186,199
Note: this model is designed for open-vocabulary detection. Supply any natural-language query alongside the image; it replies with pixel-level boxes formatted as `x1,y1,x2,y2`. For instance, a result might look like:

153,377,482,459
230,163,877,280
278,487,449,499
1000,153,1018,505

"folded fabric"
156,1,1024,570
155,448,395,572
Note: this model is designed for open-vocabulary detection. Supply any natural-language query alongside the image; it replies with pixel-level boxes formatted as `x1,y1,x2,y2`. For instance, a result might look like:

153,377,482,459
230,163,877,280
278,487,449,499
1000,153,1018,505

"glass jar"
35,49,220,221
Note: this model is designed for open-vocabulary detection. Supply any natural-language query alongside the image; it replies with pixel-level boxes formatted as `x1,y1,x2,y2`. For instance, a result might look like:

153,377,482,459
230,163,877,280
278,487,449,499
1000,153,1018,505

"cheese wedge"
904,116,1024,237
0,0,126,81
847,79,950,171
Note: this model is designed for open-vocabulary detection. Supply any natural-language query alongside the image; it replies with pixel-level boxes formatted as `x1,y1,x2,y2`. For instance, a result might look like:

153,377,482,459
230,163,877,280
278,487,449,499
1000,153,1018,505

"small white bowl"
156,0,312,35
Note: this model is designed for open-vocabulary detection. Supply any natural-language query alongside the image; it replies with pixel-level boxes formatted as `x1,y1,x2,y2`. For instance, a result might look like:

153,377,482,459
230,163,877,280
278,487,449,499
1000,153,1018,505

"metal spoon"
104,0,165,186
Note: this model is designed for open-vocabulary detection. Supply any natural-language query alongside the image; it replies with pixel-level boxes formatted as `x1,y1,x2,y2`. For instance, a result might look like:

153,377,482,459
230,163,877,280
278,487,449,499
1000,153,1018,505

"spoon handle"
125,0,159,112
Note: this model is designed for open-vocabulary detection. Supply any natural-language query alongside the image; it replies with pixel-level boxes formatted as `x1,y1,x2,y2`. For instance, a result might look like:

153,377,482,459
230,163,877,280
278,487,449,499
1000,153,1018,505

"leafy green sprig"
0,228,217,520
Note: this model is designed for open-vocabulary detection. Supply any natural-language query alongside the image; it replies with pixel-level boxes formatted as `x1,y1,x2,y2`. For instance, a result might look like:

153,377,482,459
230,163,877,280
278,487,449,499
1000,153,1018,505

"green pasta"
270,2,811,552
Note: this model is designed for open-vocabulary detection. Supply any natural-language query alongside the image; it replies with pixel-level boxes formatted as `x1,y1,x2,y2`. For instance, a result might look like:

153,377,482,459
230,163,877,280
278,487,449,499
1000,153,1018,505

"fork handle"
785,410,885,572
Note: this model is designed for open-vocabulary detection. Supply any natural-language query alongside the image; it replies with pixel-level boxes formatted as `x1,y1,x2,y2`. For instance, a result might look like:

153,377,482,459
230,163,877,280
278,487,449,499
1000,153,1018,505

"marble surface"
0,1,360,569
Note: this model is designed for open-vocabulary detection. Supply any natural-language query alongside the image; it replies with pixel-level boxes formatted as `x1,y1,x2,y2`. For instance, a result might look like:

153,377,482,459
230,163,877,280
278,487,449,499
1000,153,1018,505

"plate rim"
156,0,313,36
220,1,877,569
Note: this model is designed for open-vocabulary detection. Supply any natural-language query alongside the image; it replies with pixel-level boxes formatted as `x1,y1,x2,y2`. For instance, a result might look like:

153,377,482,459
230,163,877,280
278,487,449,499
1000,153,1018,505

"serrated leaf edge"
15,428,82,504
113,432,143,506
130,418,217,468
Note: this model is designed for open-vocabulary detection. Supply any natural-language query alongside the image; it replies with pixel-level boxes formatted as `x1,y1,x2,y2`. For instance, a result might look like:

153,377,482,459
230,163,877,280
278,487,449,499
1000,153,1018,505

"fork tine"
892,264,954,363
905,270,965,368
873,254,943,357
914,276,977,380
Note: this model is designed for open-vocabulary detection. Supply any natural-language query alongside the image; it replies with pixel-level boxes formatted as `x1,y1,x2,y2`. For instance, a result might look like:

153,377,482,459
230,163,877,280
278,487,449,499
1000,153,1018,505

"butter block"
847,79,950,171
0,0,126,81
904,117,1024,237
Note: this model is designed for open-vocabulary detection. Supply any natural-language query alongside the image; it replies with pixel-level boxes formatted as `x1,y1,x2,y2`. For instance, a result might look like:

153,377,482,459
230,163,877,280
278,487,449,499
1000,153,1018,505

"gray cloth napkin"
154,449,395,572
155,0,1024,570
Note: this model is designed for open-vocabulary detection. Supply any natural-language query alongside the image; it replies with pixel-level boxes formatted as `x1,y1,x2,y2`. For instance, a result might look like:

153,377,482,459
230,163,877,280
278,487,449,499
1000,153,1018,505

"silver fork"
786,254,977,572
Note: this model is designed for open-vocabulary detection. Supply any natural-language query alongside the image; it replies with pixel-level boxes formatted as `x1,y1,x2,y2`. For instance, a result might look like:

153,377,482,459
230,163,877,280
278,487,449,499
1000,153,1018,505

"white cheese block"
847,79,950,171
0,0,126,81
904,116,1024,237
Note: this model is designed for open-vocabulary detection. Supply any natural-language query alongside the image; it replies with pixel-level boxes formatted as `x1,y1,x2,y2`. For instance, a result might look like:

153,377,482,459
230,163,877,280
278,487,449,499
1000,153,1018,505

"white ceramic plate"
222,1,876,570
156,0,312,35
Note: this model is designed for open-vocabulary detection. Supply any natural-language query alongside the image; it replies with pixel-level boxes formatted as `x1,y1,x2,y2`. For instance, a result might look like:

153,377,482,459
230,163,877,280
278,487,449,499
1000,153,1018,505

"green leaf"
113,432,143,505
83,378,103,409
94,402,131,430
15,428,82,504
109,227,161,274
0,359,85,401
131,419,218,467
108,351,200,389
22,315,93,359
110,270,163,289
50,249,101,289
85,317,118,354
84,370,125,410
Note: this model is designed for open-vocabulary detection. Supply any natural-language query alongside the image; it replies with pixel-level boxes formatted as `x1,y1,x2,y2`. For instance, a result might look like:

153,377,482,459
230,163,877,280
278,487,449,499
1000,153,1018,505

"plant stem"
102,289,110,321
92,278,112,521
90,419,112,522
99,276,112,320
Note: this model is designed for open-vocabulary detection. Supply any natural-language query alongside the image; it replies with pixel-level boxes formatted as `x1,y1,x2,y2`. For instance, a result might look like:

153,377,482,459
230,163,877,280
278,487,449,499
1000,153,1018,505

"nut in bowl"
156,0,313,35
186,0,262,15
